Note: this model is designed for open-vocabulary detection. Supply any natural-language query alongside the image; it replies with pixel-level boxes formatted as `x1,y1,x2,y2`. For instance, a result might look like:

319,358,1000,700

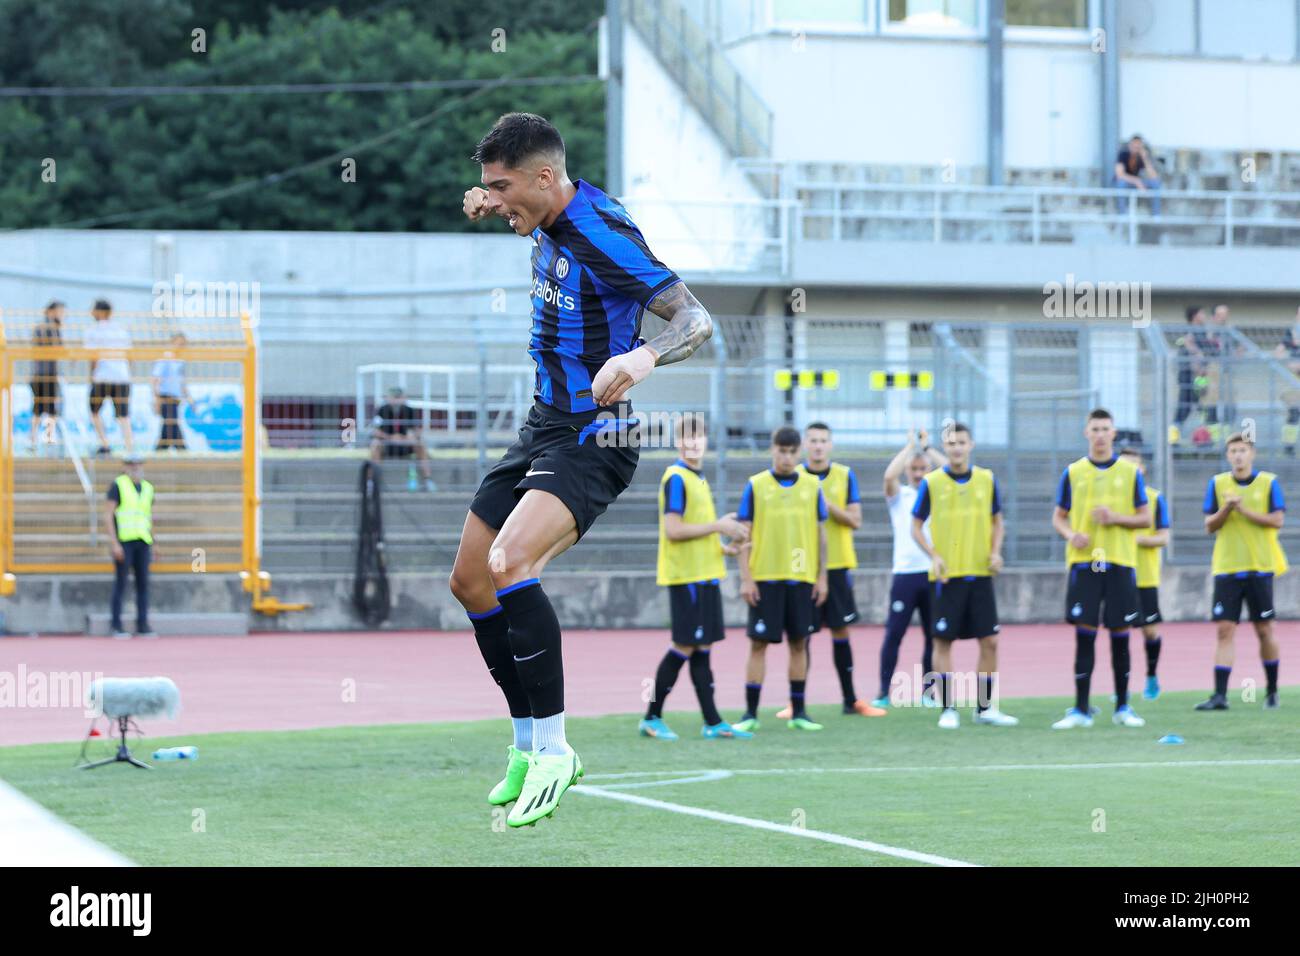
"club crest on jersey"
555,256,570,279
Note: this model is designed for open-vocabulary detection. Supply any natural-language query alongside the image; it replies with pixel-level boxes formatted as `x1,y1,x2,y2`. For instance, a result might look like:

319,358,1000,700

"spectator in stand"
1210,304,1240,431
84,299,134,457
1174,306,1207,439
151,332,191,451
1274,306,1300,456
1114,134,1162,216
370,386,437,491
30,300,65,454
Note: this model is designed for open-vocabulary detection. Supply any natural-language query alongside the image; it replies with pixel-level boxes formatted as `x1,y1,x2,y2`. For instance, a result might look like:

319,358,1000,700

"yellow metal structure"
0,308,307,616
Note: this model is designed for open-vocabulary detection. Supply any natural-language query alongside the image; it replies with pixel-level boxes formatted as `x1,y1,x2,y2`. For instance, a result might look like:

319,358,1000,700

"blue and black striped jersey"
529,179,681,413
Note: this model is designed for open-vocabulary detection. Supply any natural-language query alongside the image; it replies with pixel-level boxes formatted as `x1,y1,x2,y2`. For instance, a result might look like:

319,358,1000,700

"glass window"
772,0,869,28
1006,0,1087,29
887,0,979,30
1200,0,1295,60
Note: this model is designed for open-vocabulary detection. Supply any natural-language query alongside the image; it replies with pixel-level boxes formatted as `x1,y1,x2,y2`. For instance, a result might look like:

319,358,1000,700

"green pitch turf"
1,690,1296,866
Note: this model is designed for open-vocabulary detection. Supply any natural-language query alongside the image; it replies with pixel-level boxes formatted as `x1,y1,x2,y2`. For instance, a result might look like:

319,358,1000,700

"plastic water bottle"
407,463,419,491
152,746,198,761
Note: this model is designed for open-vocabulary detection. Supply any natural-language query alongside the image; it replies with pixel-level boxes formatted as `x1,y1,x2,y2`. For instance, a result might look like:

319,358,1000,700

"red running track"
0,622,1292,746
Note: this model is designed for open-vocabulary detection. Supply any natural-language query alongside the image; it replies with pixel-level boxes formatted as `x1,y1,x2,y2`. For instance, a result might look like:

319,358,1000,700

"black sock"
832,637,856,705
469,607,531,719
1144,636,1162,678
977,673,994,713
496,579,564,719
689,649,723,726
790,679,807,718
1074,628,1097,713
744,682,761,718
939,672,953,709
1111,631,1131,709
1214,665,1231,698
647,649,688,719
1263,659,1279,695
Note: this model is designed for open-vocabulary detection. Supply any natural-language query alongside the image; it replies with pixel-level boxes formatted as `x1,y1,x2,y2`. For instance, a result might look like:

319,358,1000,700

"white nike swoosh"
1124,613,1138,621
525,470,555,477
1261,610,1274,618
513,649,548,662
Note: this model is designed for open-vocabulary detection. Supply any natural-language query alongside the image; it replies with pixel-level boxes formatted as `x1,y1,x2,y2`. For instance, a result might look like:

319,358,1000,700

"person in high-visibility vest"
103,455,155,638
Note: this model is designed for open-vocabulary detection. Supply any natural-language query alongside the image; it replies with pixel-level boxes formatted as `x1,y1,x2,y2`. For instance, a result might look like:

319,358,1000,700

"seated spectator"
1114,134,1161,216
1274,306,1300,455
370,387,437,491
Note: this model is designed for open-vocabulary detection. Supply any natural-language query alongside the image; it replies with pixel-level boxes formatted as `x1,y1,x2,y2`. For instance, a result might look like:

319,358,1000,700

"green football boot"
787,716,824,731
487,745,531,806
506,750,585,828
733,716,760,733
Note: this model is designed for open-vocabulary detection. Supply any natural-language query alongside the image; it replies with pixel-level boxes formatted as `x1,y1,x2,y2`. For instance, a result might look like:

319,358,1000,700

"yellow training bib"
1135,486,1165,589
1064,457,1142,569
747,469,821,584
1210,471,1289,576
800,462,857,570
923,467,996,580
656,464,727,586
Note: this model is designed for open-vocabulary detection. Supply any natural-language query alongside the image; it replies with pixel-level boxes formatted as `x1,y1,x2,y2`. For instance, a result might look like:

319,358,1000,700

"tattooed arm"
642,282,714,367
590,281,713,405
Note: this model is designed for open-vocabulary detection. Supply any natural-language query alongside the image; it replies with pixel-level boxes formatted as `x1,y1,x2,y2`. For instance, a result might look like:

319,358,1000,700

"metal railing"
789,182,1300,247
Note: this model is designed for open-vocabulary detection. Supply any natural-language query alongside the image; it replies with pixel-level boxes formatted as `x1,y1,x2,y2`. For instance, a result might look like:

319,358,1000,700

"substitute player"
449,113,714,828
1051,409,1150,730
1196,433,1285,711
775,422,884,718
734,426,829,733
1118,447,1170,700
875,427,947,709
639,413,753,740
910,423,1017,729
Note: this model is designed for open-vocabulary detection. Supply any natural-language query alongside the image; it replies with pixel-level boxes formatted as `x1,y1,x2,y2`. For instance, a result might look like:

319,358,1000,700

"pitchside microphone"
79,677,182,770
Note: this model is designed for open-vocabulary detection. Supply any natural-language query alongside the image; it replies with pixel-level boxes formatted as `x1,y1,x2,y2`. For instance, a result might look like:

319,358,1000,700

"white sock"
511,717,532,752
533,713,570,756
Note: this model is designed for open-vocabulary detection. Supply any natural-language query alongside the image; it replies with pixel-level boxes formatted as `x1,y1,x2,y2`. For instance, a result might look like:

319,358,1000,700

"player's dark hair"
805,421,831,435
1185,305,1202,322
1118,445,1143,458
946,421,971,438
771,425,801,449
472,113,566,170
676,411,707,440
1225,432,1253,448
93,298,112,313
1087,408,1113,422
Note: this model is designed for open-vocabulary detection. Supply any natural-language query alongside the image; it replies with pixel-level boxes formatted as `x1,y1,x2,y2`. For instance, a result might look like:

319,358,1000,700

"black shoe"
1194,694,1229,711
1264,692,1279,710
841,702,857,715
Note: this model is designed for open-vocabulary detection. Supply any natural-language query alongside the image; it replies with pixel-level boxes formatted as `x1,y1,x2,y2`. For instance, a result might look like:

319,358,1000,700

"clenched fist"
463,186,491,222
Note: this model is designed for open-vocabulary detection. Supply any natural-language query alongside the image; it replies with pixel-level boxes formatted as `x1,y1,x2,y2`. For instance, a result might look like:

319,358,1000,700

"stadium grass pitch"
1,689,1295,866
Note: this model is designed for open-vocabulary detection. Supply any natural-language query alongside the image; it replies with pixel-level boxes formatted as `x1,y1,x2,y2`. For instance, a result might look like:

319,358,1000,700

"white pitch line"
0,780,134,867
594,769,734,790
584,757,1300,781
574,784,978,867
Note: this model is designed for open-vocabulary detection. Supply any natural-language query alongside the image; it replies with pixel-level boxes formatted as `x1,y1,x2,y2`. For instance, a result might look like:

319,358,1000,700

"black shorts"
31,377,59,416
380,441,415,459
469,400,639,539
931,577,998,641
812,567,859,632
668,581,725,645
90,382,129,414
1139,586,1162,626
884,570,933,640
1212,574,1275,623
1065,563,1140,630
748,581,816,643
